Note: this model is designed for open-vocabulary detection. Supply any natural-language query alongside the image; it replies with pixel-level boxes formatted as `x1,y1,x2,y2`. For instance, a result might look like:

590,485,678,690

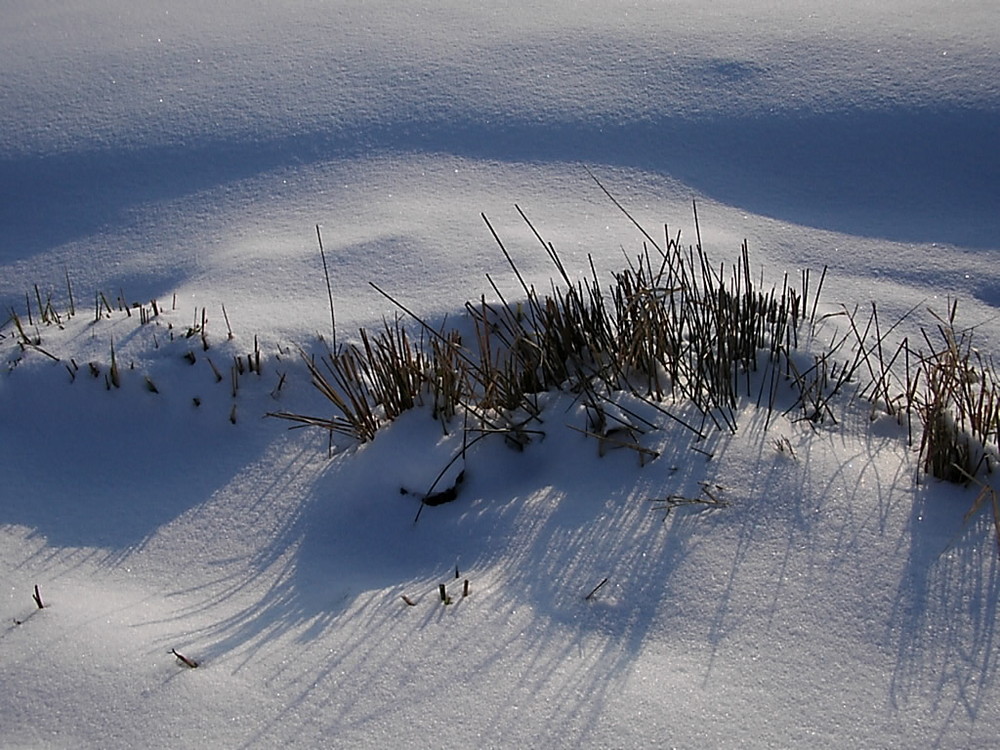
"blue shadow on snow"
1,105,997,265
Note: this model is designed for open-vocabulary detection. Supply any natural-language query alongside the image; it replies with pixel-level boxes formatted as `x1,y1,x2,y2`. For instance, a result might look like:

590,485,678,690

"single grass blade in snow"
316,225,337,352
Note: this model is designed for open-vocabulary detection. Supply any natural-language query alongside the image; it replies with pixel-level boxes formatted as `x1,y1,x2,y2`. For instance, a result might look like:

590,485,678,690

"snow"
2,2,999,747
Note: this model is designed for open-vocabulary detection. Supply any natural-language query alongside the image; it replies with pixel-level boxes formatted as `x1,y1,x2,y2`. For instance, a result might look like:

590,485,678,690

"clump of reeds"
793,290,1000,545
909,302,999,483
271,190,1000,549
271,200,816,454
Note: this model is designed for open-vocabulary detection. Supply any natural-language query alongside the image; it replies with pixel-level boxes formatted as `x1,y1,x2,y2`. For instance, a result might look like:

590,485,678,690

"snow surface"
2,2,999,748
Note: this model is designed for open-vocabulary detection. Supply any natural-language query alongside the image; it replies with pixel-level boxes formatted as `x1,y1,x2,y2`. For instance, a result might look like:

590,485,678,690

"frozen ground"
2,2,999,747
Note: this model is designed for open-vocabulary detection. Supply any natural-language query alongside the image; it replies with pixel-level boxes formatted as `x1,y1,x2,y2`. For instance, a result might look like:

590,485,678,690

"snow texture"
2,2,999,748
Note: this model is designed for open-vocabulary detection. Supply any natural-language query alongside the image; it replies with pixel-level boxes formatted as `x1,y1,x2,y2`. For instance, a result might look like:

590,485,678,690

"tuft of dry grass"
910,301,999,483
267,189,1000,548
272,196,813,458
4,183,999,548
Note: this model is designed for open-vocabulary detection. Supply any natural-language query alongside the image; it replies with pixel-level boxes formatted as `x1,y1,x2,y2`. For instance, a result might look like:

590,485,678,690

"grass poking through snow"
3,193,999,548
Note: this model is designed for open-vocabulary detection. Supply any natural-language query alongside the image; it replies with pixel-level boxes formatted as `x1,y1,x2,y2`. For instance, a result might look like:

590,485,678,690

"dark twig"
171,648,199,668
585,577,609,601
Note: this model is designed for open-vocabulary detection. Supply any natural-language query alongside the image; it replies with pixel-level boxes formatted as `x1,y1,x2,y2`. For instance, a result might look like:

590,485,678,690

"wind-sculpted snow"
3,103,997,270
1,3,998,286
3,3,1000,748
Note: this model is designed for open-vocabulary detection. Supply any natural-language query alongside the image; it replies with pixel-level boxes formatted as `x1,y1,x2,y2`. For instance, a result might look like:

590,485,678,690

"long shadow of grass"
115,367,1000,745
159,398,723,744
889,479,1000,742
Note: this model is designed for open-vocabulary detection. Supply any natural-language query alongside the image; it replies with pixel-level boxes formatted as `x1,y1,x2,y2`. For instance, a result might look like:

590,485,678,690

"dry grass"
4,190,999,548
271,199,813,455
910,302,1000,482
265,194,1000,547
